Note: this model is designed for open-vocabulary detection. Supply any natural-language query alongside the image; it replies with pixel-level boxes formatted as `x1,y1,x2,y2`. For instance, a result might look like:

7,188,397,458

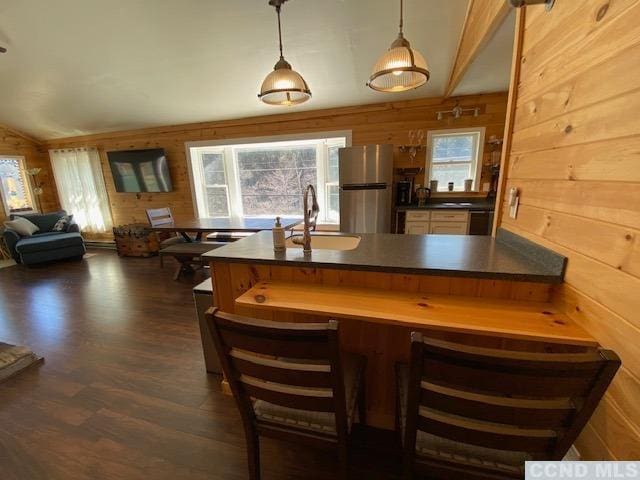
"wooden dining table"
148,216,302,242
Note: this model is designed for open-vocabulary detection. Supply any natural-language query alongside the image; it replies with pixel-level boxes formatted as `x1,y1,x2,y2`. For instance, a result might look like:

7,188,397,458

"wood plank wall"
497,0,640,460
42,93,507,230
0,125,60,223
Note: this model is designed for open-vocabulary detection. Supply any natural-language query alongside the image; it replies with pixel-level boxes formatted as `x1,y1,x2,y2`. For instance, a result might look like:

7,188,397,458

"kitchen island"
204,229,592,428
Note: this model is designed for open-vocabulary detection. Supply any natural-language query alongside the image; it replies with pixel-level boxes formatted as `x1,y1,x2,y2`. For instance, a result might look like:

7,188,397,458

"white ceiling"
0,0,512,140
454,10,515,96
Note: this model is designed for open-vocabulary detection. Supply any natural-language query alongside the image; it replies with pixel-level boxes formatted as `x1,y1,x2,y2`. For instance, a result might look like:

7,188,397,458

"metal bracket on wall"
509,0,555,11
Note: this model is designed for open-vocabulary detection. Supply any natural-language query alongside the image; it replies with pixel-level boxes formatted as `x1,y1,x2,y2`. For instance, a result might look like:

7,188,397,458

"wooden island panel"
210,261,583,428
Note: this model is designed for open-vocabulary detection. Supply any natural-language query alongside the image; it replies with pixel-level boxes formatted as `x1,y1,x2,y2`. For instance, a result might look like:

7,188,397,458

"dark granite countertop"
203,228,566,283
396,200,495,211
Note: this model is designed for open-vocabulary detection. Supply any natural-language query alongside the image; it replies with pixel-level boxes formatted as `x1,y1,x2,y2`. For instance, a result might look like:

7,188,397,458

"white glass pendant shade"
368,35,429,92
259,58,311,106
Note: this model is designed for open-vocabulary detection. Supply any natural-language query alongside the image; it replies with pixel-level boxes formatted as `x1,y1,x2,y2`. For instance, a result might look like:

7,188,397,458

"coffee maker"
396,180,412,205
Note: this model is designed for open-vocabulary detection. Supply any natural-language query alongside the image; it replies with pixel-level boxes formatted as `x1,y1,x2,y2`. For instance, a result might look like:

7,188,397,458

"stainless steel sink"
285,234,361,251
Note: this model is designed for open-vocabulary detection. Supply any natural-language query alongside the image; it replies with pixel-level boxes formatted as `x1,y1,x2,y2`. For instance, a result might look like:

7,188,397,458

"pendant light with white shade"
258,0,311,106
367,0,430,93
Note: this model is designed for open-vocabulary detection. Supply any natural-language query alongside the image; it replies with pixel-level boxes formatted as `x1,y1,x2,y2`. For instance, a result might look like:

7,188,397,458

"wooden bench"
160,242,226,280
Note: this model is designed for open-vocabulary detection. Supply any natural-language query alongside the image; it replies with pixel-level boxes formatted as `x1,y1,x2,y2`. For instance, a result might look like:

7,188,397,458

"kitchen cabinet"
405,223,429,234
429,221,468,235
404,209,469,235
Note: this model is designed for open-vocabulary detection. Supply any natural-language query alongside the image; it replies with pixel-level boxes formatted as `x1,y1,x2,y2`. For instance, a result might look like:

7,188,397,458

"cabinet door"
405,222,429,234
430,211,469,222
429,221,468,235
406,211,431,222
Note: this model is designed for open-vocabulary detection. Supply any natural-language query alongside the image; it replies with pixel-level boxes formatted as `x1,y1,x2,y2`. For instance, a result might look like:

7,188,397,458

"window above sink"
426,127,485,193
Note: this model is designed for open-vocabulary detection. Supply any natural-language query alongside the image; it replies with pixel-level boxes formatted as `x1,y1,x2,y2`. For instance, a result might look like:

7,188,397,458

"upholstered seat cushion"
396,365,530,475
253,353,364,435
16,232,84,254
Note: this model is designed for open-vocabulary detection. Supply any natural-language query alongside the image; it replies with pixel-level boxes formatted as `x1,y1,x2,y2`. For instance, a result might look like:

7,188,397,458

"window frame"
186,131,352,224
425,127,486,192
0,155,37,216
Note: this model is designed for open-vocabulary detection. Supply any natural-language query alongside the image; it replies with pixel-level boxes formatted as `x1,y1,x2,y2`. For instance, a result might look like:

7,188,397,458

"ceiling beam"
445,0,511,97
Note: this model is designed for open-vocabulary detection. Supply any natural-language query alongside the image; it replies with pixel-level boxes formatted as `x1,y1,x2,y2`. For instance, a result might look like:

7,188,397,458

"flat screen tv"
107,148,173,192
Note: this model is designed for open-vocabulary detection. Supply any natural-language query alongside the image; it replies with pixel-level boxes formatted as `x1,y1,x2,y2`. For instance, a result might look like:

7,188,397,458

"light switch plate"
509,196,519,219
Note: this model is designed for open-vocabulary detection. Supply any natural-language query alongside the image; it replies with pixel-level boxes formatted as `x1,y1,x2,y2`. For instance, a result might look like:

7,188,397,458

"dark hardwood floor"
0,252,399,480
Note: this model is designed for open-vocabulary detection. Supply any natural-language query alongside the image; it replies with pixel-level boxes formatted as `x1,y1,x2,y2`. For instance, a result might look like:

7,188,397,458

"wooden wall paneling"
445,0,510,97
498,0,640,458
586,395,640,459
504,178,640,230
0,125,60,222
515,41,640,131
506,204,640,279
517,0,640,102
503,222,640,332
507,135,640,182
576,423,616,460
42,93,508,232
554,285,640,422
492,8,525,235
511,89,640,154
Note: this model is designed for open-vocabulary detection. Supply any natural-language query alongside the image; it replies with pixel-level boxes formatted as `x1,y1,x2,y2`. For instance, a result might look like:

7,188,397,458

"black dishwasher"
468,210,493,235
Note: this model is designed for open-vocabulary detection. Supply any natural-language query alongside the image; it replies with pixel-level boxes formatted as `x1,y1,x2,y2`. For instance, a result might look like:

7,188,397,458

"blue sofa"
3,211,86,265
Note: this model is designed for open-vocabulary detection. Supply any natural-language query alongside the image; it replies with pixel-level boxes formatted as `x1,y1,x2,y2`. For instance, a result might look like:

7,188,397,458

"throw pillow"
3,217,40,236
51,214,74,232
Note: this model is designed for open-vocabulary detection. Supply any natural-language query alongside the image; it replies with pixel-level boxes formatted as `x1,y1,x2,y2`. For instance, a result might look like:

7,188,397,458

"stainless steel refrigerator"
339,144,394,233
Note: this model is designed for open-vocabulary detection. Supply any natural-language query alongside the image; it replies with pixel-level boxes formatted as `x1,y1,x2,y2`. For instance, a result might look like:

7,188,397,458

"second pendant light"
367,0,430,93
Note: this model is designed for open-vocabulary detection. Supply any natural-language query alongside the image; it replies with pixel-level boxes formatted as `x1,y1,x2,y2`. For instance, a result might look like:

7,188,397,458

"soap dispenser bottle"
273,216,285,253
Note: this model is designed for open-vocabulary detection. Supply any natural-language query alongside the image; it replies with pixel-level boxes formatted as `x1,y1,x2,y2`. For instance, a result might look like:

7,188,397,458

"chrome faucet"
292,184,319,254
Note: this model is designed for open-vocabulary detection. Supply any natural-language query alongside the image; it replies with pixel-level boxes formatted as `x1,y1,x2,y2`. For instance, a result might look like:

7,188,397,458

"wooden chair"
146,207,190,253
206,308,367,480
397,333,620,480
146,207,175,229
146,207,194,271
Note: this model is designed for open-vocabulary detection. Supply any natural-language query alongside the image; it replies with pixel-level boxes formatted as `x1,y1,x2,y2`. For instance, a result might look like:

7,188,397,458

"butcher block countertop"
235,280,596,347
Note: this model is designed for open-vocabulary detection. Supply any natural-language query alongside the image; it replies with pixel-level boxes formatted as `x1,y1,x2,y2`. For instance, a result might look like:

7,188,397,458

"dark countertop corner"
395,197,496,212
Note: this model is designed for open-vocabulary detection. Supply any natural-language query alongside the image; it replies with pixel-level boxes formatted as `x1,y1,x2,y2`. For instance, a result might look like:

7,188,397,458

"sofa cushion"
16,232,84,254
4,217,39,236
12,211,67,233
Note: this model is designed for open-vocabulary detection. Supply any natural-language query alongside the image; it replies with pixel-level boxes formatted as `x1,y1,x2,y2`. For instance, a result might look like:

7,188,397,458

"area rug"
0,342,43,383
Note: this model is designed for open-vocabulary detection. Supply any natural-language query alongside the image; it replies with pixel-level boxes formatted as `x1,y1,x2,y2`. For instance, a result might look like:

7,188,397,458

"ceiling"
0,0,513,140
454,10,515,96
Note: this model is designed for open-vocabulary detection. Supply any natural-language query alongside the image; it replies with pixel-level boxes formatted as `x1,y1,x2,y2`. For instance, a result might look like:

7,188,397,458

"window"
0,156,36,215
188,133,349,224
426,128,485,192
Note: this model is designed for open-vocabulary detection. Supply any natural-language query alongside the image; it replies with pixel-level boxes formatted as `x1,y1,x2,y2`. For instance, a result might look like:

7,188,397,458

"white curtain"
50,148,113,234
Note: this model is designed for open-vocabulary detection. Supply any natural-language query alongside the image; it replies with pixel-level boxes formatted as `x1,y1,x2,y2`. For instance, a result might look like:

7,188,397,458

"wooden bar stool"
397,333,620,479
206,308,367,480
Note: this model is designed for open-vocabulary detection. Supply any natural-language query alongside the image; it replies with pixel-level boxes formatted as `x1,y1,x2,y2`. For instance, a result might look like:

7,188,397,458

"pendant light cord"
276,5,284,59
399,0,404,36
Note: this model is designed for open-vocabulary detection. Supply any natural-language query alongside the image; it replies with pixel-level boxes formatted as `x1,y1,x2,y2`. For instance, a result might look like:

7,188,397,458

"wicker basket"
113,224,161,257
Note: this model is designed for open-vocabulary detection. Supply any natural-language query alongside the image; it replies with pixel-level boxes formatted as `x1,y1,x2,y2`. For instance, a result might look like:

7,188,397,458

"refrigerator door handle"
341,183,388,191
